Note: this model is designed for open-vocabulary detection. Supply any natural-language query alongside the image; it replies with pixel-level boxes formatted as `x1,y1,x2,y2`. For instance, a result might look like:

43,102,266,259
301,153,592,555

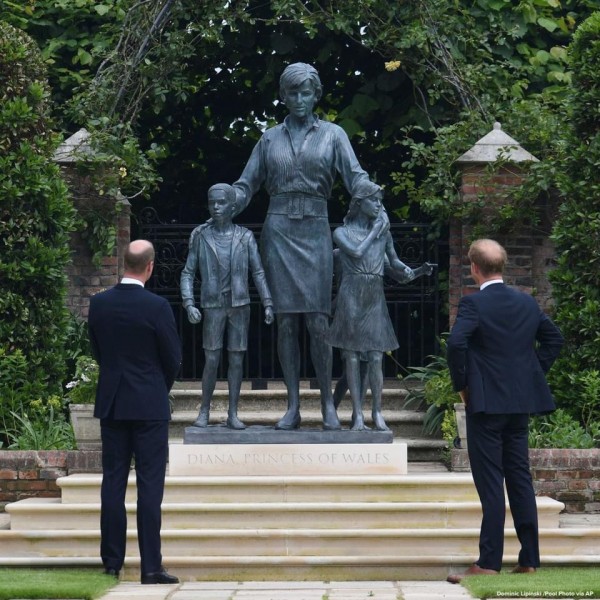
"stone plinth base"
450,448,471,472
169,442,407,476
183,424,393,445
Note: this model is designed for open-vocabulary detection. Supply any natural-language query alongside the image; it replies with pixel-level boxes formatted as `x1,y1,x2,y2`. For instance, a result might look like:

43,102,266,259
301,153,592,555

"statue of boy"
180,183,274,429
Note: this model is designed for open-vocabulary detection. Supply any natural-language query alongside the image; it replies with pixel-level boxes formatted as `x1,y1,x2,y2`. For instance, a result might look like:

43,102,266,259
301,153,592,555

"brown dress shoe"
447,563,500,584
512,565,537,574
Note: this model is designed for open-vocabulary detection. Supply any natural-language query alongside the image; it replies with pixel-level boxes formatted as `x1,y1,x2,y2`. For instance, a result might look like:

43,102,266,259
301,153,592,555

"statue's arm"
333,128,389,236
180,231,202,323
246,232,274,325
333,125,370,195
246,232,273,308
333,217,385,259
232,138,266,217
385,233,415,283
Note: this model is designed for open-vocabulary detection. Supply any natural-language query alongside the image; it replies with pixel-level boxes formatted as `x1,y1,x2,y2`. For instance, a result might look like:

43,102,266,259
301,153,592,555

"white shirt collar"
121,277,144,287
480,279,503,290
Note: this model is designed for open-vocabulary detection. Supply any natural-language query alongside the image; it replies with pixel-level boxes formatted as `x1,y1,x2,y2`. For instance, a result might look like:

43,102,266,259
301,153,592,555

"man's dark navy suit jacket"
448,283,563,415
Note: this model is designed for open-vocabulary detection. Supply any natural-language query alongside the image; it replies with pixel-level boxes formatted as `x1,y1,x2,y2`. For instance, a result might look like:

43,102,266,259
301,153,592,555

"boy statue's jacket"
181,223,273,309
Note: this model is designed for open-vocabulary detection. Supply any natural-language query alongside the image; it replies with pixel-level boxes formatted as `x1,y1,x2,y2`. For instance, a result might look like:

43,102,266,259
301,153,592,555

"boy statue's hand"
264,306,274,325
186,305,202,324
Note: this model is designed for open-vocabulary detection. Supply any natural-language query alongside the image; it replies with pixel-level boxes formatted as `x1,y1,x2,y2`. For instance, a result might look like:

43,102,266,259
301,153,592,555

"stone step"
1,468,597,581
57,472,475,505
1,549,598,583
169,387,421,413
0,525,595,567
6,496,562,531
71,384,442,460
170,409,436,440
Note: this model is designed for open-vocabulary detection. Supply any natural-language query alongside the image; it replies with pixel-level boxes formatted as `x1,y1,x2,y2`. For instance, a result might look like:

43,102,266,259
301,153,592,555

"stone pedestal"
183,423,393,445
69,404,101,450
170,441,407,476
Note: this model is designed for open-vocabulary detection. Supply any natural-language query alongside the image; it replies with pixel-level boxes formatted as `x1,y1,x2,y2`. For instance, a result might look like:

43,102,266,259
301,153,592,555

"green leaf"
338,118,363,138
351,93,379,114
94,4,111,16
76,48,93,65
538,17,558,32
549,46,567,61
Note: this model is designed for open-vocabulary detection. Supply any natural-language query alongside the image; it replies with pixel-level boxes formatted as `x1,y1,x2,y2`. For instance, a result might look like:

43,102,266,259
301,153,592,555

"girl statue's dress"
327,228,399,354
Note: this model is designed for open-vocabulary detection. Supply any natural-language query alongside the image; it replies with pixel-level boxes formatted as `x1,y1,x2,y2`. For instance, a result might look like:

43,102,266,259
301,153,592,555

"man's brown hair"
468,238,507,277
124,240,155,274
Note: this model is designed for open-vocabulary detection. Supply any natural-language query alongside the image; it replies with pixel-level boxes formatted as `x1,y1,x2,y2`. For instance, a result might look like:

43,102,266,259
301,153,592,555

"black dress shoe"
103,567,119,577
141,568,179,584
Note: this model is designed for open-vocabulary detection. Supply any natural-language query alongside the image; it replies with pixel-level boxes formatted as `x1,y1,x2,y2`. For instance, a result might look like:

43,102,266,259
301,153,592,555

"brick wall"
449,164,558,326
451,448,600,513
530,449,600,513
59,164,131,319
0,451,102,510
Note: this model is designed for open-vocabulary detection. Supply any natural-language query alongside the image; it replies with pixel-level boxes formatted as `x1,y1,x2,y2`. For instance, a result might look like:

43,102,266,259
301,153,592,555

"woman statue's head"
279,63,323,102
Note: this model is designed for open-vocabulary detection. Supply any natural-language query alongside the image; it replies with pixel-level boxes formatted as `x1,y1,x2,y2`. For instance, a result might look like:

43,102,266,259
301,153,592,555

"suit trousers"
100,419,169,574
466,412,540,571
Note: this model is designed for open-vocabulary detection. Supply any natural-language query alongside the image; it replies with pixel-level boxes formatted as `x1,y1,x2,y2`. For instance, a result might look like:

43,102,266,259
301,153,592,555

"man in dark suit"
446,239,563,583
88,239,182,584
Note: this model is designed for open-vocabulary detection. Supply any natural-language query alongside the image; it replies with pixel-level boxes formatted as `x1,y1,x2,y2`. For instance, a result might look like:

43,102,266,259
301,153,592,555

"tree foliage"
1,0,127,118
278,0,592,229
2,2,599,430
3,1,596,225
546,12,600,428
0,20,75,402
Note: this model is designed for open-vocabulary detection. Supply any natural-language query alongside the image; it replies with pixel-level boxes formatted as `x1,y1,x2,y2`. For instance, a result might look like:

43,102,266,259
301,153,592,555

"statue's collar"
283,114,320,130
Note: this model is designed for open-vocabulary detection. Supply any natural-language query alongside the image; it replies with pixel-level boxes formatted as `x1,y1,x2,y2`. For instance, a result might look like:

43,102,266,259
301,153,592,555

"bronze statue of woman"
232,62,384,430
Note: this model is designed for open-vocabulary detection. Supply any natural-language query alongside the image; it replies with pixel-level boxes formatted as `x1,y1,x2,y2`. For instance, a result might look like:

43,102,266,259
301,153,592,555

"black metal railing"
139,207,447,382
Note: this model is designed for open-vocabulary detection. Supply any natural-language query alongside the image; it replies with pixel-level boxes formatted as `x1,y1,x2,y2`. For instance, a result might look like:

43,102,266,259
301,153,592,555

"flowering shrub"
66,356,99,405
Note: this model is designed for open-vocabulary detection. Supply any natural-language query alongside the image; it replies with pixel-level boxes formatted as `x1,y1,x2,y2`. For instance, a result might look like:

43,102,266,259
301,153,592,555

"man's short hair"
208,183,236,204
468,238,507,276
124,240,155,274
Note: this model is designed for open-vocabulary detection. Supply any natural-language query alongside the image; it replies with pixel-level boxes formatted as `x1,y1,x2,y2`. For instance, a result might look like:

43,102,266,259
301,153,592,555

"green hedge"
0,21,75,400
548,12,600,432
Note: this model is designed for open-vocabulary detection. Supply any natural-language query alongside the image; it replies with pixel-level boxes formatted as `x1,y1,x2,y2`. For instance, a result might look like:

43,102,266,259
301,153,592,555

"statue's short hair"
279,63,322,102
208,183,236,204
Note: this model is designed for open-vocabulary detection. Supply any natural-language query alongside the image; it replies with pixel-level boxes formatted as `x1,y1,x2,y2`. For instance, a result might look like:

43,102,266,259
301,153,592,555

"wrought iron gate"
139,207,447,382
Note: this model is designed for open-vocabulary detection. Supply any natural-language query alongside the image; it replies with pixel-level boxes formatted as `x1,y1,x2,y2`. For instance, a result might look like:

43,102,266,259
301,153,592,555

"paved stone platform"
98,580,474,600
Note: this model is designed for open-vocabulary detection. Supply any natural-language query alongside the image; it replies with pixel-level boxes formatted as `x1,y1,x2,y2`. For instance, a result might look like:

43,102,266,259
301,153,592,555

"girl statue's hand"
373,210,388,237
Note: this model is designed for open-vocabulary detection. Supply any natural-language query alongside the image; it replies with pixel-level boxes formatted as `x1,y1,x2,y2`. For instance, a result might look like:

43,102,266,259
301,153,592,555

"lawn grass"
461,567,600,599
0,568,117,600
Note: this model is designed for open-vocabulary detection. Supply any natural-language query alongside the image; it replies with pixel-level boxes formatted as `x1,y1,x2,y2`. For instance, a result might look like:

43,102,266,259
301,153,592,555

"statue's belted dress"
233,114,370,315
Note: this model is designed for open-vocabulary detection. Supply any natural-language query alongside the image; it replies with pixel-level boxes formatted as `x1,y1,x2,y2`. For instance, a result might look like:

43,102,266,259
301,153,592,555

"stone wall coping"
455,122,539,164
